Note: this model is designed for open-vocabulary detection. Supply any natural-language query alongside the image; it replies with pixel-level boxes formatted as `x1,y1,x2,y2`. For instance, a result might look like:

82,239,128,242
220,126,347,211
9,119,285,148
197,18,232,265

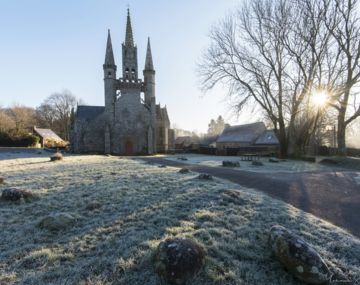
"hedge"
0,132,40,147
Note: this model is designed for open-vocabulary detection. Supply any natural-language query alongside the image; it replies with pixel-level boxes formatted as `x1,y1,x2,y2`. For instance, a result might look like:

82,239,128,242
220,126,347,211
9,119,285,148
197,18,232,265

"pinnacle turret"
104,29,115,66
144,37,154,71
125,9,134,47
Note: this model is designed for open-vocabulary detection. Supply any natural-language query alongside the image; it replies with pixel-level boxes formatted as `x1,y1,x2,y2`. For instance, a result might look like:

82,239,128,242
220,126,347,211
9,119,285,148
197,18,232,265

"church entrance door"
124,141,133,156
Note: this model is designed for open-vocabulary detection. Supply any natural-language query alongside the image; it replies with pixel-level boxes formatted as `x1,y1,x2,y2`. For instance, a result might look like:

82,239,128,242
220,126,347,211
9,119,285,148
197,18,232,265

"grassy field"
0,154,359,284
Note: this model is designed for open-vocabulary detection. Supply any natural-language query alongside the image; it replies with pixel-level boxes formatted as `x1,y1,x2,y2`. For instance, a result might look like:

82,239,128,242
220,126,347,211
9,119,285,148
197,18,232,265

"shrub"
0,132,39,147
0,132,12,146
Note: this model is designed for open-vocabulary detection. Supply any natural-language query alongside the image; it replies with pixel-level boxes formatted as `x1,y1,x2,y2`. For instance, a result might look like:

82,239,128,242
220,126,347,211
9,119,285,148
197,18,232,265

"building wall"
216,142,252,150
111,88,152,154
73,113,107,153
156,118,170,153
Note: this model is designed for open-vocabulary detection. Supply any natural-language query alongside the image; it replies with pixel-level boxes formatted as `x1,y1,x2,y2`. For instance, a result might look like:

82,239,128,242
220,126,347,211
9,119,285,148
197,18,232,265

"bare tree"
198,0,330,157
6,104,37,135
324,0,360,155
37,90,77,140
0,107,15,132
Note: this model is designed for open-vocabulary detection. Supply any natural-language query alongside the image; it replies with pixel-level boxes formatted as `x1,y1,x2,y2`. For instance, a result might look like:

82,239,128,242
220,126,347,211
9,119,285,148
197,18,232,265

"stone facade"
71,10,172,155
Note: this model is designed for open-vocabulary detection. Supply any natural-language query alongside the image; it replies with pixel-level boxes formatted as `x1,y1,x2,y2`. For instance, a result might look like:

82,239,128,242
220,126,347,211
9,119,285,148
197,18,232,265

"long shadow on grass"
144,157,360,238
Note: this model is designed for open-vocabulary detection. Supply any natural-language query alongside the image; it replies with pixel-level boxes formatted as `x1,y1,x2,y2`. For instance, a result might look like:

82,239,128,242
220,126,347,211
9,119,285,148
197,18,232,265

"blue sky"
0,0,257,133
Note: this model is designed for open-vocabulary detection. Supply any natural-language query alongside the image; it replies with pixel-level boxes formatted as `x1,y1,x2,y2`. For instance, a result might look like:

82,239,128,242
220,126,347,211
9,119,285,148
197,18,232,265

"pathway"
141,157,360,238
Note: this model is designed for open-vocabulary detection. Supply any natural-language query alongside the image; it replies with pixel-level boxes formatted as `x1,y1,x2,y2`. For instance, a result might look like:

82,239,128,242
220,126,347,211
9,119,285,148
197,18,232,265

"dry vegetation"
0,154,359,284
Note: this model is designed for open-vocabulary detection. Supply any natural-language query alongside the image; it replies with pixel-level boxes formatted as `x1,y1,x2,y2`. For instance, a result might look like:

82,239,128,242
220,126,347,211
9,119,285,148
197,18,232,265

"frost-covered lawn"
164,154,340,173
0,154,359,284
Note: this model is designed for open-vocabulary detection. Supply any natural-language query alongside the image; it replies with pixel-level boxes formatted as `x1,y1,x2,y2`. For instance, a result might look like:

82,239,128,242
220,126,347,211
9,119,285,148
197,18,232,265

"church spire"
104,29,115,66
144,37,154,71
125,8,134,47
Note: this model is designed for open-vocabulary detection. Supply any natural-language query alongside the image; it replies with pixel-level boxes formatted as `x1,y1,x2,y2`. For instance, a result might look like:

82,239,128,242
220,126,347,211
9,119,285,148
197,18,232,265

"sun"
312,90,328,107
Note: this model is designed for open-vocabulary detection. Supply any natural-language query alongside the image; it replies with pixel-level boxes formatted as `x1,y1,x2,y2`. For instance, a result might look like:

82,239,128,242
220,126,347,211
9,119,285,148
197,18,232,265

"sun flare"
312,90,328,107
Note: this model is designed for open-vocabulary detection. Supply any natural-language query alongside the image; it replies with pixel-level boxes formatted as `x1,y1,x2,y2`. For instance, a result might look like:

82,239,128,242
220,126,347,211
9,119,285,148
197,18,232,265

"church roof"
76,106,104,121
217,122,266,143
125,9,134,47
104,29,115,66
144,37,154,70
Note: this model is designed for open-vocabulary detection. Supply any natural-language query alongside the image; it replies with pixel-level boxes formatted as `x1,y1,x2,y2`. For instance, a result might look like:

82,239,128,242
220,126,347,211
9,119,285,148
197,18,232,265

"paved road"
141,157,360,238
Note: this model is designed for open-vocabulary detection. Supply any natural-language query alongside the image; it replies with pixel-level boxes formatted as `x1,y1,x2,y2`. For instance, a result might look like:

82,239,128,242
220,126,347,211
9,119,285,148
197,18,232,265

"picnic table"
240,153,260,161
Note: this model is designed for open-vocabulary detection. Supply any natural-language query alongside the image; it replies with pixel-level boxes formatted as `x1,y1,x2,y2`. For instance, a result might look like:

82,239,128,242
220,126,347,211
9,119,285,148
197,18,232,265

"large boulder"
252,161,264,166
1,188,34,201
154,237,206,285
38,212,76,231
269,225,331,284
269,158,280,163
222,161,240,167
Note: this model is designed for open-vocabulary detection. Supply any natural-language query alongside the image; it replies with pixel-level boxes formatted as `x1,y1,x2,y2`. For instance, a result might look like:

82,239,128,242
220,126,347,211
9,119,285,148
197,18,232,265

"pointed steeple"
144,37,154,71
125,8,134,47
104,29,115,66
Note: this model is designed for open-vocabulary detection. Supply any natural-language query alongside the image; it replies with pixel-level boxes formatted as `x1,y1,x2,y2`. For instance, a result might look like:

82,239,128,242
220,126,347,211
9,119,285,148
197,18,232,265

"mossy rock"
197,173,213,180
252,161,263,166
38,212,76,231
1,188,34,201
154,237,206,284
85,201,102,211
319,158,339,165
269,225,331,284
177,157,188,161
179,168,190,174
50,152,63,161
222,160,240,167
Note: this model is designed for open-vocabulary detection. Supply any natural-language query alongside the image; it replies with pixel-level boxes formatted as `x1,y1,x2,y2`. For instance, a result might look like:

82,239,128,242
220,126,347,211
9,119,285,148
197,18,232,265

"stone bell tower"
103,29,117,118
122,9,138,82
143,38,157,153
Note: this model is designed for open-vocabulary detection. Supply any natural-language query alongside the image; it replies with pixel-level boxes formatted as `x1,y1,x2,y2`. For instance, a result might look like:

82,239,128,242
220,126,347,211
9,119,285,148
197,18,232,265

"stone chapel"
71,10,172,155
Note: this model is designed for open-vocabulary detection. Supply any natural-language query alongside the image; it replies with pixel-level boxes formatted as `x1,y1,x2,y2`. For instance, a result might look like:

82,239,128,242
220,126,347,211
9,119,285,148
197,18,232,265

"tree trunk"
278,123,288,158
337,116,346,156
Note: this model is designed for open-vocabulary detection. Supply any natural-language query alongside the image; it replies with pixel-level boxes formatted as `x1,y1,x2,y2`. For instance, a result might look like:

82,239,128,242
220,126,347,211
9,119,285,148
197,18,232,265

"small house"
217,122,267,150
174,136,193,150
33,127,67,148
216,122,279,155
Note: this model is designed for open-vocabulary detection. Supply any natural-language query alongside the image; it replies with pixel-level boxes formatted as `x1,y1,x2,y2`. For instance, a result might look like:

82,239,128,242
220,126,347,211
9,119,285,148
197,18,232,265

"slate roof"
174,136,192,145
76,106,104,121
200,135,219,146
254,130,279,145
217,122,266,143
33,127,64,142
